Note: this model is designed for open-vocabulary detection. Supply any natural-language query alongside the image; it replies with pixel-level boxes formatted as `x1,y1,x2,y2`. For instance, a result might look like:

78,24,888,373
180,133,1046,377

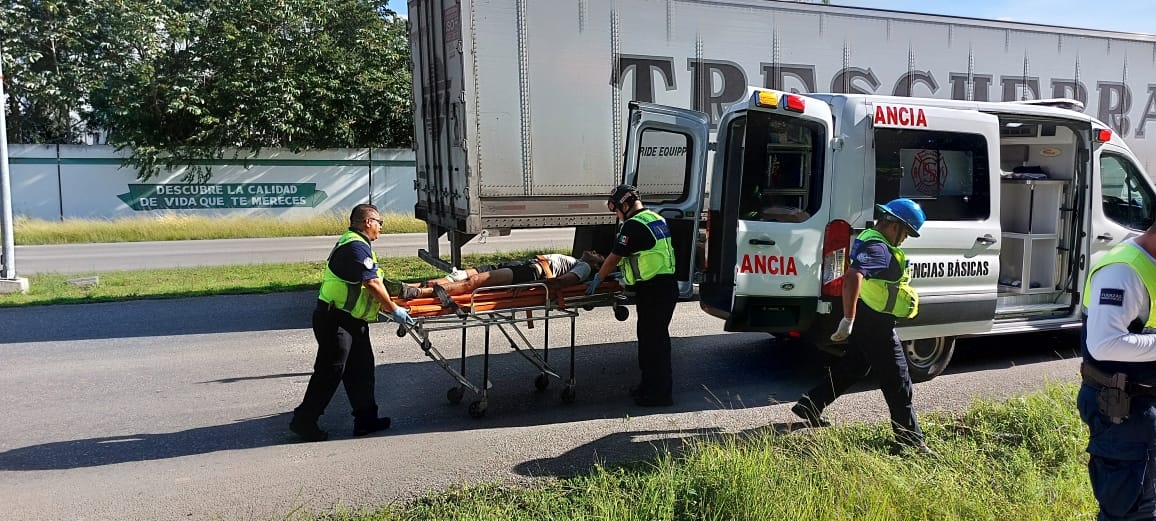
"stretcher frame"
389,282,629,418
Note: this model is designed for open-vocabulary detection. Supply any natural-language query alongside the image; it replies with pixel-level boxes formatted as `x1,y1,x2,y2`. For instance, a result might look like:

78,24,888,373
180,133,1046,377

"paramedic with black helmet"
790,198,935,456
588,185,679,407
1078,219,1156,520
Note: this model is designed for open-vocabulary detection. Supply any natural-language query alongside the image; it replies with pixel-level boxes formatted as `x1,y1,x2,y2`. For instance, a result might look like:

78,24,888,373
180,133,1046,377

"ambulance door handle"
749,238,776,246
975,234,996,245
1097,233,1114,241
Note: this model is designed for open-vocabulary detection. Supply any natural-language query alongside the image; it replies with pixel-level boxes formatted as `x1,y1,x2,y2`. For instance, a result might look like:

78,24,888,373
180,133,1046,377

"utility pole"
0,45,29,294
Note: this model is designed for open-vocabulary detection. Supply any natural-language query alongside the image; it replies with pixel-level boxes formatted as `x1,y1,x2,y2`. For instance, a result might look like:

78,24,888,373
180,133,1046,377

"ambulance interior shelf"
997,177,1066,295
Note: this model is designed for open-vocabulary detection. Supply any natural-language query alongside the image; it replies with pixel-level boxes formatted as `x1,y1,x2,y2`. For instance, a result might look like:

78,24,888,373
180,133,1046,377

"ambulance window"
737,111,826,222
634,129,692,205
1099,153,1155,230
873,129,990,220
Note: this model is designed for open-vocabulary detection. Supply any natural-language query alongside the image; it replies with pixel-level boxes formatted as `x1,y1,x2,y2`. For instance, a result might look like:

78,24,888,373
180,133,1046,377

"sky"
390,0,1156,35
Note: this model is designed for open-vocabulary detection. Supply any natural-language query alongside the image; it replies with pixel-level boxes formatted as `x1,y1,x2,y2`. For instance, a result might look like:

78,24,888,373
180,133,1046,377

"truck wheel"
902,336,955,383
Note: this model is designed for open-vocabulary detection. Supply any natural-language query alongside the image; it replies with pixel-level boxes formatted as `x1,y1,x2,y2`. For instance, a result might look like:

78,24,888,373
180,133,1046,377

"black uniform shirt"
611,209,657,257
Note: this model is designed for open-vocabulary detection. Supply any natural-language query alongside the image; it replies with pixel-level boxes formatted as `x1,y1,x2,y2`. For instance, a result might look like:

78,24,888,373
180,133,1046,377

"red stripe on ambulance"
873,105,927,127
739,254,798,276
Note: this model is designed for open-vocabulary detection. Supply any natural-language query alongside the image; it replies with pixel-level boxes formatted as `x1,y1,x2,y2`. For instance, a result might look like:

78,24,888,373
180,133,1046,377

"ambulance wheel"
534,373,550,391
560,385,577,404
903,336,955,383
614,305,630,321
446,386,464,405
468,399,488,418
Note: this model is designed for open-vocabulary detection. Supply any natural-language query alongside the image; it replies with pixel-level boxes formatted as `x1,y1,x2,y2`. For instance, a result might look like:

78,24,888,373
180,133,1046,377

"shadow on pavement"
0,291,317,343
0,325,1078,471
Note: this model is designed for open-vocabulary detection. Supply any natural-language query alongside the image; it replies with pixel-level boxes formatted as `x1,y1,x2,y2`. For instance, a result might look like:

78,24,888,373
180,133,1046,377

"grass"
302,385,1095,521
11,212,426,244
0,249,560,307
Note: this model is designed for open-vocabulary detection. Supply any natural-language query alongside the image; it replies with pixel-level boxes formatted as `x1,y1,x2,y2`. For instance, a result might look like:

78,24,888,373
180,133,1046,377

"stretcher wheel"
468,399,488,418
446,386,464,405
560,385,576,404
582,305,594,311
534,373,550,391
613,305,629,321
396,325,407,337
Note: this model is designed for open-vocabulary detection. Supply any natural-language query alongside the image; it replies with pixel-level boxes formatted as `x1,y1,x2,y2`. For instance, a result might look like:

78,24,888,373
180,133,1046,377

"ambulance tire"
902,336,955,383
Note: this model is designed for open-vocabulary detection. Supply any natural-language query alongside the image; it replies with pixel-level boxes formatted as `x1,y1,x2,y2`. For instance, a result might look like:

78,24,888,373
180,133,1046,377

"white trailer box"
409,0,1156,263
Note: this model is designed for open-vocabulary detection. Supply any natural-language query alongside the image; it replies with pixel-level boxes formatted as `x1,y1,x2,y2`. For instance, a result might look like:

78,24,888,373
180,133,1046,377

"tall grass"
12,212,426,244
310,385,1095,521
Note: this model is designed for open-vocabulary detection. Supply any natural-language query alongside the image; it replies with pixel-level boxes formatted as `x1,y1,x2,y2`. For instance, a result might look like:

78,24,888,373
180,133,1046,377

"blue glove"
390,307,415,326
585,273,604,295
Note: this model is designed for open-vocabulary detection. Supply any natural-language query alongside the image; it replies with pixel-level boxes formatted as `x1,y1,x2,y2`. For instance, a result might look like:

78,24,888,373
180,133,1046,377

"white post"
0,48,28,294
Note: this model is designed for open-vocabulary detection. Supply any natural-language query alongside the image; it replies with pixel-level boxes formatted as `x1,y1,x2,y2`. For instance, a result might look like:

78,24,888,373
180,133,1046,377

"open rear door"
621,102,710,298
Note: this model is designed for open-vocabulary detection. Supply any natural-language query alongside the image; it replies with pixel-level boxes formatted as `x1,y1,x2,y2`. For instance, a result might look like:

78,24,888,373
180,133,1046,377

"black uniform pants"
805,300,923,445
1077,384,1156,521
633,277,679,400
294,301,379,423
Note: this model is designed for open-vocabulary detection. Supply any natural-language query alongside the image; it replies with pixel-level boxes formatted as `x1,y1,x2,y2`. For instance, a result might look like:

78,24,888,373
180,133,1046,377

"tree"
88,0,412,181
0,0,170,143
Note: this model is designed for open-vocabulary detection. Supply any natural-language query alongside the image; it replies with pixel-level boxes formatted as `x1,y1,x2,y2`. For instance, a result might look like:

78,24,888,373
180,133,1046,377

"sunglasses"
367,217,384,226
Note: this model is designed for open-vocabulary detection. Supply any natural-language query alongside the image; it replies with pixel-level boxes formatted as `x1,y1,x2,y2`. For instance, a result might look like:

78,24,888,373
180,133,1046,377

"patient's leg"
416,268,515,298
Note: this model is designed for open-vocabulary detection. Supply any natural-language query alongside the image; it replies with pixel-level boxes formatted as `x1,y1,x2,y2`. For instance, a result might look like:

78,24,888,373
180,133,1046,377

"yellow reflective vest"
855,228,919,319
619,209,676,285
1082,242,1156,332
318,231,383,322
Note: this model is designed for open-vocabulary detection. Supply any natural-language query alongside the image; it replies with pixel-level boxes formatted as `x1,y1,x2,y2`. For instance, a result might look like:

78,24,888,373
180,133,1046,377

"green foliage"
321,386,1096,521
2,0,412,180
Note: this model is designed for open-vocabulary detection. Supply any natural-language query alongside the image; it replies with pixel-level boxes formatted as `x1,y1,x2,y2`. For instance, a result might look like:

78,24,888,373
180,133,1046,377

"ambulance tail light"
821,219,852,297
1095,128,1113,142
785,94,806,113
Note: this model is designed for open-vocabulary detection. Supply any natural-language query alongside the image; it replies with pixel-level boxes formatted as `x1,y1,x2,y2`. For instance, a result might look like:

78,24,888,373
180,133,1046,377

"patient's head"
580,250,605,269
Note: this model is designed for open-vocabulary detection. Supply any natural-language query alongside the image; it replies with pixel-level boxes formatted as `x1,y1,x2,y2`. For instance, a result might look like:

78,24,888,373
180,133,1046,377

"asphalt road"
13,228,577,275
0,290,1083,520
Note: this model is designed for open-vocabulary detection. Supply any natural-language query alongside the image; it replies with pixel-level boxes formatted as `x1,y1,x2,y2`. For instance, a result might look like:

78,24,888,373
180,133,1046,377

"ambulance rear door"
868,101,1002,338
621,102,710,298
718,91,835,332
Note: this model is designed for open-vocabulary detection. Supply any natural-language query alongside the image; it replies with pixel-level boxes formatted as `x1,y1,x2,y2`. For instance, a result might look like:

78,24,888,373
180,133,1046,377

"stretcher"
386,281,629,418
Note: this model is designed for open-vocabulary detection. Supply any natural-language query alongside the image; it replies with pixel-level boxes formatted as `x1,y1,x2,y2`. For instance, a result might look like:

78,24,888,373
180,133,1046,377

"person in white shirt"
1079,223,1156,521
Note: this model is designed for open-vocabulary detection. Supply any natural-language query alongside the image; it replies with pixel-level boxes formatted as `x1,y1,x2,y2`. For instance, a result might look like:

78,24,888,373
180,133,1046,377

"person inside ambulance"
790,198,936,457
1078,219,1156,520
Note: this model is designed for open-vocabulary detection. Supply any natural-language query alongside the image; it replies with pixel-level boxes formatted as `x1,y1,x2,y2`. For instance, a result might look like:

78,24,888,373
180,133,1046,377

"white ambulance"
623,89,1156,381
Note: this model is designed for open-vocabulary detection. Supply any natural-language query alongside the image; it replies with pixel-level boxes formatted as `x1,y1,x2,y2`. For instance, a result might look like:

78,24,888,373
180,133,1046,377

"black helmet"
608,184,639,211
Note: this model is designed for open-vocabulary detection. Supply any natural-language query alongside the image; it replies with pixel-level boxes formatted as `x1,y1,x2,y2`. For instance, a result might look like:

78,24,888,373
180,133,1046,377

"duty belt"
1081,361,1156,397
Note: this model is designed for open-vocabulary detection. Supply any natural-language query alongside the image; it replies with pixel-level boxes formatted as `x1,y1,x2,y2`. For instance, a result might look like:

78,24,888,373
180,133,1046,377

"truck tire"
902,336,955,383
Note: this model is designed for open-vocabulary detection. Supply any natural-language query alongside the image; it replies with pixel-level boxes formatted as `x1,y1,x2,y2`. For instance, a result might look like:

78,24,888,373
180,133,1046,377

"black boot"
353,416,392,437
790,395,831,428
289,416,329,442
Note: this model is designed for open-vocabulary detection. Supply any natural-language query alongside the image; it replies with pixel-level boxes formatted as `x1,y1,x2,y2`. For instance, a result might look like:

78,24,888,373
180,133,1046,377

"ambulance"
622,89,1156,381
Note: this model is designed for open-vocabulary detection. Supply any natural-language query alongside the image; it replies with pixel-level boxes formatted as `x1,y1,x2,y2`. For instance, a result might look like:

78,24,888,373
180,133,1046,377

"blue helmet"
875,198,926,238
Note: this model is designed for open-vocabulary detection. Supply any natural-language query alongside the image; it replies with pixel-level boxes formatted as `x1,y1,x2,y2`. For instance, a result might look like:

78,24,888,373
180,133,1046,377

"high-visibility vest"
1080,242,1156,380
318,230,383,322
619,209,676,285
855,228,919,318
1082,243,1156,331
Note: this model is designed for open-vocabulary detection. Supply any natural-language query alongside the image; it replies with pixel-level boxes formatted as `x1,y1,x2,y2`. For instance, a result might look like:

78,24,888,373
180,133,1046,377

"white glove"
830,317,854,342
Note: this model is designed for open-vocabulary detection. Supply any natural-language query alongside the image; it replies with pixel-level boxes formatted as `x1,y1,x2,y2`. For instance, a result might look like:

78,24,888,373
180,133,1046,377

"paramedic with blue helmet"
790,198,936,456
1078,219,1156,520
